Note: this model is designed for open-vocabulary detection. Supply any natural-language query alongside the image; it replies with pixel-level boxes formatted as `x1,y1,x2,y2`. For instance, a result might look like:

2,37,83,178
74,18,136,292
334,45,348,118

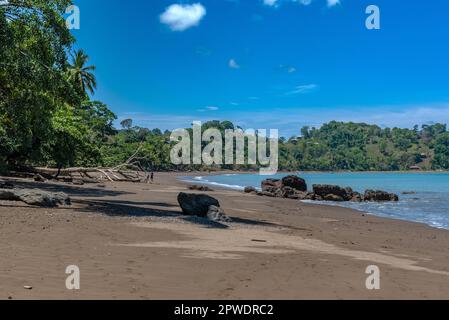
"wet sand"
1,172,449,299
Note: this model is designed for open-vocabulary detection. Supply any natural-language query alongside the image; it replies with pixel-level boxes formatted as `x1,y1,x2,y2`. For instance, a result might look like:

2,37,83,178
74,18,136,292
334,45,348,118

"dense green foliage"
101,121,449,172
0,0,114,170
1,1,448,173
279,122,448,171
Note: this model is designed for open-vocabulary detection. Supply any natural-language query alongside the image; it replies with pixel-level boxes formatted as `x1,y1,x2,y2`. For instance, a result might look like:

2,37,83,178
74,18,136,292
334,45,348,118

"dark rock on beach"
177,192,220,217
256,176,399,203
281,175,307,192
350,191,364,202
260,175,308,198
364,190,399,202
0,189,71,207
244,186,257,194
313,184,354,201
207,205,232,222
261,178,282,192
188,185,214,192
322,194,345,202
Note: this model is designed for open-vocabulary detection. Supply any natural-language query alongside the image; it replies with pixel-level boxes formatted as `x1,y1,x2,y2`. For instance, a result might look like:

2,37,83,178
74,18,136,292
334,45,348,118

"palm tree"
67,49,97,96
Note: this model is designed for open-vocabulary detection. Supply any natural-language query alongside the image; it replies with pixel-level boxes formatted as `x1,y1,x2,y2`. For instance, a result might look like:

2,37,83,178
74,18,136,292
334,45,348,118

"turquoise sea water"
180,172,449,230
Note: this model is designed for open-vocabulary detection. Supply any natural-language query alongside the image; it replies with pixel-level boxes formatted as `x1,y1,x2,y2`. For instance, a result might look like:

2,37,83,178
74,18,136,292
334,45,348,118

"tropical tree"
120,118,133,130
0,0,75,169
67,49,97,97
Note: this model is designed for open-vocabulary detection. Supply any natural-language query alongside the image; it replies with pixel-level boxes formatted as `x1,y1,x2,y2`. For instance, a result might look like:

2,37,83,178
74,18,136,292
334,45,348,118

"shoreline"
2,173,449,299
176,171,449,232
174,169,449,175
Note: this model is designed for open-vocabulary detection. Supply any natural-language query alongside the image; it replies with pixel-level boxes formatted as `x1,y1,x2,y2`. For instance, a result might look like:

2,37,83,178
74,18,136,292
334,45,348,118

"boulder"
188,185,214,192
323,194,345,202
350,192,363,202
262,186,282,197
177,192,220,217
0,189,71,207
281,175,307,192
313,184,353,201
15,190,71,207
261,191,277,197
243,186,257,194
280,186,296,199
290,191,317,200
261,179,282,192
260,175,308,199
207,205,232,222
364,190,399,202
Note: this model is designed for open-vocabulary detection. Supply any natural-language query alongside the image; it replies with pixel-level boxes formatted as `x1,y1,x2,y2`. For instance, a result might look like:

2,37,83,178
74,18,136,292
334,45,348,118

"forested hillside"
279,121,449,171
101,120,449,172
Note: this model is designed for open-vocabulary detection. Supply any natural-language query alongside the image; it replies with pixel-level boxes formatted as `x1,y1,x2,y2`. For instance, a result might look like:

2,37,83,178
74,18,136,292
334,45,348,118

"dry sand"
1,172,449,299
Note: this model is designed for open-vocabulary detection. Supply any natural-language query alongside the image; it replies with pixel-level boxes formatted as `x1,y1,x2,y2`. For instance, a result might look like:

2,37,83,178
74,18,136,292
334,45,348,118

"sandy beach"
1,172,449,300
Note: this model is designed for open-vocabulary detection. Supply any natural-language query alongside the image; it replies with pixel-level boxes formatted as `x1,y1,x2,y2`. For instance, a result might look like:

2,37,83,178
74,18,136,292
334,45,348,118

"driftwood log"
30,167,143,183
8,145,154,184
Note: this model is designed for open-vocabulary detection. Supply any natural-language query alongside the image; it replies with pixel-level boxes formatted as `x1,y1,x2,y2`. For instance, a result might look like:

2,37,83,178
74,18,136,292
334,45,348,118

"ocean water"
180,172,449,230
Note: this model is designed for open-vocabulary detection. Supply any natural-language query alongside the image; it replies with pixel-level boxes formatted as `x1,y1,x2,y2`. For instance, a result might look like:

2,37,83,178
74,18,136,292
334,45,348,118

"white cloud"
120,102,449,138
160,3,206,31
287,84,318,94
264,0,341,8
297,0,313,5
263,0,278,6
229,59,241,69
280,64,297,73
264,0,313,7
327,0,340,7
197,106,219,112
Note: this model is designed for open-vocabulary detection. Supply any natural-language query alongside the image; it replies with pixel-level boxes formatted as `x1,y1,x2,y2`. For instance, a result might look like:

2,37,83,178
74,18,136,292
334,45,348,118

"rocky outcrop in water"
364,190,399,202
261,175,307,193
247,175,399,203
313,184,354,201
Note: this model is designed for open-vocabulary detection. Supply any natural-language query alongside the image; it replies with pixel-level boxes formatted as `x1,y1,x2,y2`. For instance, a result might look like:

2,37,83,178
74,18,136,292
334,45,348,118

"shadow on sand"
6,180,134,198
75,198,277,230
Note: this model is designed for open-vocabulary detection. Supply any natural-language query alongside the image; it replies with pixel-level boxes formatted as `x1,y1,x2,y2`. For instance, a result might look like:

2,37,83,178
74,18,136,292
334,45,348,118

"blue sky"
72,0,449,137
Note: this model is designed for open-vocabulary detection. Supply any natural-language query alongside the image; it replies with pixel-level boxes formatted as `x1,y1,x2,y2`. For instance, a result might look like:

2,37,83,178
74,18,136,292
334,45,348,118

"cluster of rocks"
244,175,399,202
244,175,313,200
187,185,214,192
177,192,231,222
